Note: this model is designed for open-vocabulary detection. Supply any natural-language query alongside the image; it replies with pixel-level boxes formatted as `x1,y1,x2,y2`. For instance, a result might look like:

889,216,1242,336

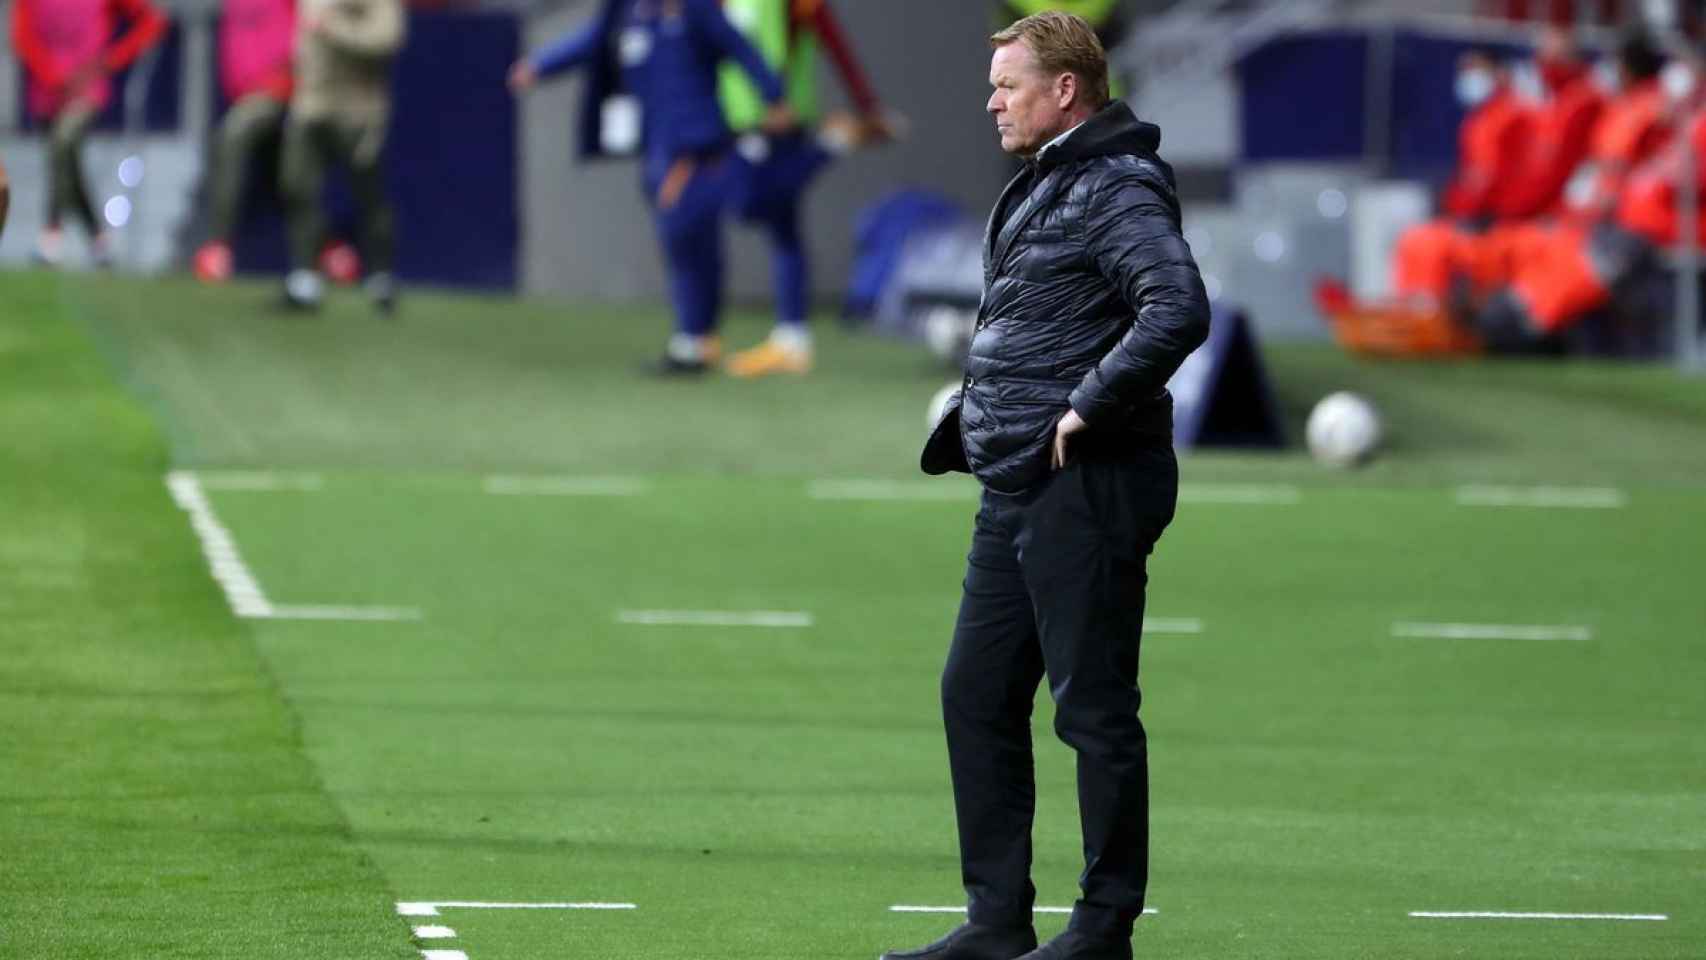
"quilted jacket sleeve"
1068,170,1210,428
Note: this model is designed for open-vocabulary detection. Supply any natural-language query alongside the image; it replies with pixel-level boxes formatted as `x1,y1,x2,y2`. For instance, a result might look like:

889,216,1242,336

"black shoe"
366,272,398,317
1015,929,1131,960
879,921,1037,960
643,353,711,377
275,290,322,314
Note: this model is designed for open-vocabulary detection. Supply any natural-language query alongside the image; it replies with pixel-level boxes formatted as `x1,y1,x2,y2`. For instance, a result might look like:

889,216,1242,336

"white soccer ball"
1306,391,1382,468
926,381,962,429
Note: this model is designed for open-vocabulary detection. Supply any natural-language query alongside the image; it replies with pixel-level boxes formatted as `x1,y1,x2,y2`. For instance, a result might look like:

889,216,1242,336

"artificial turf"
3,269,1703,958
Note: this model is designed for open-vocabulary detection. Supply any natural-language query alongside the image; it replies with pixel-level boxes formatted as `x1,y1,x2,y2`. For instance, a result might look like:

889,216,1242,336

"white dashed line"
396,902,638,916
1144,617,1204,635
412,926,457,939
1410,911,1667,921
616,610,814,628
888,905,1159,916
1455,486,1627,509
1392,622,1593,642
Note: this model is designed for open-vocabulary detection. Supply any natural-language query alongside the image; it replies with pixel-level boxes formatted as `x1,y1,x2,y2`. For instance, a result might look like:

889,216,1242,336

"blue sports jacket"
530,0,784,175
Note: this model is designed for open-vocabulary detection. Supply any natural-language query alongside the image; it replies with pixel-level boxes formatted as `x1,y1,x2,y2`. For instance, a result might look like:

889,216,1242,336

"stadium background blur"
2,2,1704,960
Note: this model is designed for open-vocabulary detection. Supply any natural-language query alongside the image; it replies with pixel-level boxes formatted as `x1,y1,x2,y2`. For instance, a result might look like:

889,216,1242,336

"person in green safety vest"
997,0,1130,99
720,0,897,377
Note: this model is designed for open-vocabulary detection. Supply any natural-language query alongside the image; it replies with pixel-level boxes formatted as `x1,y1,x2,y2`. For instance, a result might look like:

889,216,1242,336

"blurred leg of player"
39,103,106,267
281,115,396,313
196,94,286,283
726,134,830,378
650,156,728,375
280,116,332,309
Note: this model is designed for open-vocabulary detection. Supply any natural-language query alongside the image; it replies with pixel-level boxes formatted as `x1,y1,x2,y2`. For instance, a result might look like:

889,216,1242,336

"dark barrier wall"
1238,28,1532,184
387,10,520,289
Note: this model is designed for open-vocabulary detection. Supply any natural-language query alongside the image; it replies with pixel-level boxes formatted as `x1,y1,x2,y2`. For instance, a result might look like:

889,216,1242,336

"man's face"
988,41,1070,158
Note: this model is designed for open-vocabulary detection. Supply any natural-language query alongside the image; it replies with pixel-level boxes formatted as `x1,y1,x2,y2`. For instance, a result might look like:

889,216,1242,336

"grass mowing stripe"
1391,622,1594,641
196,470,326,491
265,604,425,622
0,270,412,959
484,475,651,496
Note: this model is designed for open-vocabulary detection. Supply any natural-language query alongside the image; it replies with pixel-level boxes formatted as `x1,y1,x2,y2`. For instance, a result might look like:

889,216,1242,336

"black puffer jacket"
921,102,1210,495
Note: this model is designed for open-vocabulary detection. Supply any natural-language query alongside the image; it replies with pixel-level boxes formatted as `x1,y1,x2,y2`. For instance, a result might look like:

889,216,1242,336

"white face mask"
1662,61,1697,103
1511,61,1545,102
1595,59,1623,95
1456,68,1497,108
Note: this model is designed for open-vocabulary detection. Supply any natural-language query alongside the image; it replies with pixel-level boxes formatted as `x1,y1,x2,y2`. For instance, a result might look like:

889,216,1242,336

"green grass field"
4,269,1704,959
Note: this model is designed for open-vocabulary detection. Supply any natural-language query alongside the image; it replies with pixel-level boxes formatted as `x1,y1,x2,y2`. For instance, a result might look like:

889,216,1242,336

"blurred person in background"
281,0,405,313
1321,29,1683,354
1500,27,1604,219
509,0,793,375
721,0,896,378
1,155,10,240
10,0,166,267
1388,49,1533,304
194,0,298,283
896,12,1207,960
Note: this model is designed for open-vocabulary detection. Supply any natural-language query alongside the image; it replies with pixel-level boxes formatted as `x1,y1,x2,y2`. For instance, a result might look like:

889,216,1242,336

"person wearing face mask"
1561,29,1672,222
1387,50,1532,305
1501,28,1605,220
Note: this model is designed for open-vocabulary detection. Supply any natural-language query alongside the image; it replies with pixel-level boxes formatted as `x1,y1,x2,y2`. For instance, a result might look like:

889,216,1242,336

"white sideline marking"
167,471,422,623
1410,911,1667,922
397,902,639,916
193,470,324,492
1392,622,1593,642
1144,617,1204,635
412,926,457,939
1178,484,1301,505
167,471,275,619
889,905,1159,916
419,951,467,960
808,480,973,501
617,609,814,628
484,475,650,497
1455,485,1628,509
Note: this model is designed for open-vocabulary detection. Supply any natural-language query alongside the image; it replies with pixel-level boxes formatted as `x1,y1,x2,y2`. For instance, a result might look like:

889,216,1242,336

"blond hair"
990,11,1111,109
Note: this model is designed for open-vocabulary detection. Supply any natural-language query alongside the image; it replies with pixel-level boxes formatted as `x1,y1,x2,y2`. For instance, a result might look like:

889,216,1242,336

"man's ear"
1056,72,1079,111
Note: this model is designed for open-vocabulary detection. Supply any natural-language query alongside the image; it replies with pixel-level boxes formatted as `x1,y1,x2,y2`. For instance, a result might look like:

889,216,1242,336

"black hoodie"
921,101,1211,495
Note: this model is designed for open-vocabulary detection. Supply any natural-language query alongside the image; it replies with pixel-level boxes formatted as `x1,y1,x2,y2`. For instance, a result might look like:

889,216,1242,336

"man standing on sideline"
10,0,166,267
888,13,1208,960
281,0,404,313
194,0,298,283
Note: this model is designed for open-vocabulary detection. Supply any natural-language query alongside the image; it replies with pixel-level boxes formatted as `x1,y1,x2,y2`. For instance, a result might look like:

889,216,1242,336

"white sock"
667,333,708,363
287,269,324,303
771,325,812,354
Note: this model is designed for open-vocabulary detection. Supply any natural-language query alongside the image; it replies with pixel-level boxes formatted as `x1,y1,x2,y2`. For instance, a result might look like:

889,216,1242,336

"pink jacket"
11,0,166,119
220,0,296,103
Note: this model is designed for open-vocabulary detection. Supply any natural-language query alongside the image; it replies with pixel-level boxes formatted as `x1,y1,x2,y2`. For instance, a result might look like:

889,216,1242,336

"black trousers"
942,444,1178,941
